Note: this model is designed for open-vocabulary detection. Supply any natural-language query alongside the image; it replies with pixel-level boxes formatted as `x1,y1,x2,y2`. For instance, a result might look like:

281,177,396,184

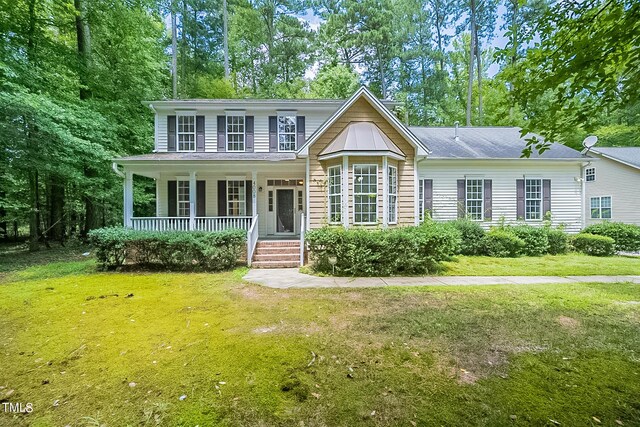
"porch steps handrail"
247,214,259,266
299,212,305,267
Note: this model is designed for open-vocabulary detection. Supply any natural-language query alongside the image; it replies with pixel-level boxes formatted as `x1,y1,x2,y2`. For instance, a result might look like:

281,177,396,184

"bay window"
353,164,377,224
328,165,342,223
388,165,397,224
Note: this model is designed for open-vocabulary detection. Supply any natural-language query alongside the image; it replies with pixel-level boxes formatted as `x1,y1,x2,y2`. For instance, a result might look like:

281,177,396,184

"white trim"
387,162,398,225
318,150,405,161
589,195,613,220
277,113,297,152
297,86,430,157
327,165,342,225
305,157,310,230
414,157,419,225
226,180,247,217
176,113,196,152
274,188,296,235
524,177,543,221
585,167,596,182
225,114,245,152
224,110,246,115
465,178,484,221
176,179,191,218
342,156,349,228
382,156,388,227
352,163,378,225
590,150,640,171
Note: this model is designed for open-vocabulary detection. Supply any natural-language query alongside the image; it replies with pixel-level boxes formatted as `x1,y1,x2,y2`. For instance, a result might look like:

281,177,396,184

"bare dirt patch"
556,316,581,329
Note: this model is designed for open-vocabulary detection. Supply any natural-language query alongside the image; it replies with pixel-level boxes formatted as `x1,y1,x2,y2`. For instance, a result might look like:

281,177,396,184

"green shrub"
480,229,525,258
449,220,486,255
545,228,569,255
305,222,461,276
582,222,640,252
509,225,550,256
571,233,616,257
88,227,246,271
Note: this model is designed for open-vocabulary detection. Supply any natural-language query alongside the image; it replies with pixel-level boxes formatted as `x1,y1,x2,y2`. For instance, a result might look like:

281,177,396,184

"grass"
442,253,640,276
1,257,639,426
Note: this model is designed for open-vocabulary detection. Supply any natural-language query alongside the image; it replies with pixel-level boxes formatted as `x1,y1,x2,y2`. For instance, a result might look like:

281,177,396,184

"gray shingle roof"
590,147,640,169
409,126,585,159
114,152,297,162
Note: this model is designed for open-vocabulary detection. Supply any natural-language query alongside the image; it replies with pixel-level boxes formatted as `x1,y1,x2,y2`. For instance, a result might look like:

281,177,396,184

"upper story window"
278,114,297,151
226,114,245,152
591,196,612,219
177,114,196,151
353,164,378,224
585,167,596,182
328,165,342,224
466,179,484,221
525,178,542,220
388,166,397,224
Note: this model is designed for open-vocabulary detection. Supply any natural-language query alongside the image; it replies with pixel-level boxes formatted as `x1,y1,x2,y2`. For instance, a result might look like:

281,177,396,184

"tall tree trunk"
466,0,476,127
75,0,99,236
49,175,65,241
181,0,187,96
27,0,39,251
476,30,483,125
171,0,178,98
0,190,6,242
223,0,229,79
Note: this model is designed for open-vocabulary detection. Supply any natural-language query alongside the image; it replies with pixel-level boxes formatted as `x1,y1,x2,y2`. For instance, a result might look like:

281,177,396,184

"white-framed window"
388,165,397,224
177,114,196,151
353,164,378,224
466,179,484,221
177,180,190,217
278,114,297,151
226,114,245,152
327,165,342,223
525,178,542,220
227,180,246,216
418,178,425,222
590,196,612,219
585,167,596,182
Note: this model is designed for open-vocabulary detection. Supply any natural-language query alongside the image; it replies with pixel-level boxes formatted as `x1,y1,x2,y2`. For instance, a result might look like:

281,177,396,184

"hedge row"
582,222,640,252
305,222,461,276
88,227,246,271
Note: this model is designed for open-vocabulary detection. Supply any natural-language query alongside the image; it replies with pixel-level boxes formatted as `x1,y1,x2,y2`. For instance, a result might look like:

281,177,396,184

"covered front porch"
113,158,307,238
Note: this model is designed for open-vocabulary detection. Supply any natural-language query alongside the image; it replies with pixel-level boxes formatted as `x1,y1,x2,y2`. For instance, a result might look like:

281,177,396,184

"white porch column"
189,171,196,230
123,170,133,228
382,156,388,227
251,170,257,218
342,156,349,228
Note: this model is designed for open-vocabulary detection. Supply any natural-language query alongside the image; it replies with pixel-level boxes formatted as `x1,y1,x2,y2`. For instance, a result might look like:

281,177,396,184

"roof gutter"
112,162,125,178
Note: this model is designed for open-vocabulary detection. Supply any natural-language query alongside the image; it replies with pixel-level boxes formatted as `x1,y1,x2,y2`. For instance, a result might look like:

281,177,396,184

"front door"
276,189,294,233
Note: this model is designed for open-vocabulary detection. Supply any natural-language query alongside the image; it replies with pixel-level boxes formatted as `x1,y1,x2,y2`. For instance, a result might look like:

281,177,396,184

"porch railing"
299,212,305,267
131,216,254,232
246,214,259,266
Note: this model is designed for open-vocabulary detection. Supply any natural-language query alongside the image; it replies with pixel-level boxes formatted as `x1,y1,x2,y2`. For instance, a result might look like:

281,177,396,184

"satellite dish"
582,135,598,149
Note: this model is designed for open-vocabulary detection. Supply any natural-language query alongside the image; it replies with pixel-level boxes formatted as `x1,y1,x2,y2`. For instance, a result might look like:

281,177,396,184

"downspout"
112,162,125,178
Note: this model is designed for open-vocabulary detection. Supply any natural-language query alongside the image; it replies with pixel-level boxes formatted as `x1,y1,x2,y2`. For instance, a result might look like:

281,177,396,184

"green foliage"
544,228,569,255
449,220,486,255
571,233,616,257
583,222,640,252
88,227,245,271
480,229,525,257
305,223,461,276
509,225,550,256
309,64,361,99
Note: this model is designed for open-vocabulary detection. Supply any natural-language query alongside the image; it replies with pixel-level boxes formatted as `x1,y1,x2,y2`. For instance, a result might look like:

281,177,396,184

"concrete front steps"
251,240,300,268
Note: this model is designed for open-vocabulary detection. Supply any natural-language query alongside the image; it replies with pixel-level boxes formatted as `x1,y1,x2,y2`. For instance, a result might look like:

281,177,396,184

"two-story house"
113,87,589,267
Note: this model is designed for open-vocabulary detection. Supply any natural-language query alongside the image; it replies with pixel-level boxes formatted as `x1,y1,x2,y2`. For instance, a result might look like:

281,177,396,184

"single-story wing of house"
113,86,592,267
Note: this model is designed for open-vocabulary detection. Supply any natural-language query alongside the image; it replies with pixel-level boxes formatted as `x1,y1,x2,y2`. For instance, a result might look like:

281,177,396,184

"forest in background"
0,0,638,248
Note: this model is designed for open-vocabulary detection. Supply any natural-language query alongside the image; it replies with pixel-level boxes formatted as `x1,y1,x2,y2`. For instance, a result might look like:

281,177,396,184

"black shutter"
167,116,176,152
196,116,205,152
245,116,254,152
457,179,466,219
217,116,226,152
217,181,227,216
423,179,433,218
484,179,492,220
543,179,551,216
269,116,277,152
168,180,177,216
246,180,253,216
196,181,206,217
296,116,305,149
516,179,525,219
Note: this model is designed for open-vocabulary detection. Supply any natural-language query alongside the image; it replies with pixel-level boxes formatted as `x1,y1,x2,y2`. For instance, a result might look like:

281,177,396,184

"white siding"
154,108,333,153
419,160,584,233
585,156,640,226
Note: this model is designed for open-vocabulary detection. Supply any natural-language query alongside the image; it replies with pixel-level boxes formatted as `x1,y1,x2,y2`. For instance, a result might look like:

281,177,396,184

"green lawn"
1,255,639,426
443,254,640,276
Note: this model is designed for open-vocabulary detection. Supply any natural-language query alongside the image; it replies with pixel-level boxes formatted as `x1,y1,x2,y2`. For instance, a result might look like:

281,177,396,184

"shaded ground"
0,259,639,426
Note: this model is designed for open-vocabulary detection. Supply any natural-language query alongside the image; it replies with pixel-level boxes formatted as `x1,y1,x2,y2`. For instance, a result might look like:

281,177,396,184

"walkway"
243,268,640,289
